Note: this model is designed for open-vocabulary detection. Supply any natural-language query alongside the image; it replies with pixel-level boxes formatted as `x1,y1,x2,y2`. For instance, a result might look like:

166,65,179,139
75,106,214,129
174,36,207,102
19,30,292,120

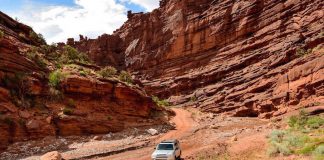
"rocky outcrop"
72,0,324,117
68,34,125,69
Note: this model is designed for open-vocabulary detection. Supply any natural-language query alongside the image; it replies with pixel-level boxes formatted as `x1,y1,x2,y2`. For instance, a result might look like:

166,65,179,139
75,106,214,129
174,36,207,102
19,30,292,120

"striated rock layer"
0,11,168,151
71,0,324,117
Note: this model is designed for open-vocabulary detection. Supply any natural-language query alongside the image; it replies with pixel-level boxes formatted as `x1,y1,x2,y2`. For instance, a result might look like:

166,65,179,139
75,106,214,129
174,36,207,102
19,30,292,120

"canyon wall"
0,11,167,150
73,0,324,117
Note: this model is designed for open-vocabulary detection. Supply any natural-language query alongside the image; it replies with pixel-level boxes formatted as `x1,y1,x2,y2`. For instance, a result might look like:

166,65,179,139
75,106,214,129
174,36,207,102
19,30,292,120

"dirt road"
17,107,273,160
96,108,197,160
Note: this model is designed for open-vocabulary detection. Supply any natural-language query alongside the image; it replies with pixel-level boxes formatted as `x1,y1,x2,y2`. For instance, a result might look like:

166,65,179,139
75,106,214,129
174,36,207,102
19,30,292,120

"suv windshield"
157,143,174,150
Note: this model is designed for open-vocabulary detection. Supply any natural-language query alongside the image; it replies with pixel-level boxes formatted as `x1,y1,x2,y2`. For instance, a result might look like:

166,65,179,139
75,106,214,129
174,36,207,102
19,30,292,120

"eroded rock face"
72,0,324,117
69,34,125,69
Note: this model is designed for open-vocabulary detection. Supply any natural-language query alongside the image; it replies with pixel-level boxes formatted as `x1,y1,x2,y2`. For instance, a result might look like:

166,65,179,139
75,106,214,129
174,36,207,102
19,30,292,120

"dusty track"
18,107,278,160
96,108,197,160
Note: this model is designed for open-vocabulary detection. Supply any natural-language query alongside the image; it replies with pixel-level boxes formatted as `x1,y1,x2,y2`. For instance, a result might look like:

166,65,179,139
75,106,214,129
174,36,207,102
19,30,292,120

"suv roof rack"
161,139,178,143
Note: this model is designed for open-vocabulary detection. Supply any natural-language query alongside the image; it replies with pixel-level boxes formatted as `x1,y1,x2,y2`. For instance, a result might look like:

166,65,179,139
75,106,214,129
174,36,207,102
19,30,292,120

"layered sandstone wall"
73,0,324,117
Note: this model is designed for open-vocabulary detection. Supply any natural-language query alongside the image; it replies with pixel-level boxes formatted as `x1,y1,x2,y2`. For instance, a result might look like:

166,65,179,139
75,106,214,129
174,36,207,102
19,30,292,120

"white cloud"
12,0,128,43
121,0,160,11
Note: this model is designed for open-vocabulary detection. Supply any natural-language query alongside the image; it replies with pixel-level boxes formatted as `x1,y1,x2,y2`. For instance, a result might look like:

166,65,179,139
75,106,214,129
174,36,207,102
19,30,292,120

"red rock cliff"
73,0,324,117
0,11,169,151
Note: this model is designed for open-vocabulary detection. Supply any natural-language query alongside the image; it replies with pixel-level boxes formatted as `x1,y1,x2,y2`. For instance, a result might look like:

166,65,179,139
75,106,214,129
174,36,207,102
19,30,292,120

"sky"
0,0,160,43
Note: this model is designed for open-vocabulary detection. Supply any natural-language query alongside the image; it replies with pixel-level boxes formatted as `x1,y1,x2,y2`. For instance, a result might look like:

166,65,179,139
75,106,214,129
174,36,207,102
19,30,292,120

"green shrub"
63,107,73,115
60,45,90,64
152,96,170,107
190,95,197,102
98,66,117,78
26,51,48,69
79,70,87,77
288,110,323,130
49,70,66,89
313,102,321,106
29,31,46,44
268,111,324,158
269,130,287,143
313,145,324,160
119,71,133,84
1,72,31,108
296,48,312,57
306,116,324,129
0,30,4,39
288,110,309,129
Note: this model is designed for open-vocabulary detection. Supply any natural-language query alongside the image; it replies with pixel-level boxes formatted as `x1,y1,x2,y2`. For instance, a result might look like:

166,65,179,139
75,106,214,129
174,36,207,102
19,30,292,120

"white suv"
151,139,181,160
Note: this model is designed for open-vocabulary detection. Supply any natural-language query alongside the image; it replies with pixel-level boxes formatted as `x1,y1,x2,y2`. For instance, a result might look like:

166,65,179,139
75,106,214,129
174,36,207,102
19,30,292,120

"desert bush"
313,145,324,160
26,50,48,69
79,70,87,77
1,72,31,108
29,31,46,44
63,107,73,115
288,110,324,130
48,70,66,89
190,95,197,102
119,71,133,84
152,96,170,107
98,66,117,78
267,110,324,158
306,116,324,129
79,68,91,77
296,48,312,57
60,45,90,64
267,141,292,156
0,30,4,39
41,44,58,58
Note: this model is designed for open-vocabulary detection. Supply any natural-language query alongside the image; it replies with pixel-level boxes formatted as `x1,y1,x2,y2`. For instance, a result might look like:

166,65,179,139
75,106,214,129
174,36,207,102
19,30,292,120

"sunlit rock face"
73,0,324,117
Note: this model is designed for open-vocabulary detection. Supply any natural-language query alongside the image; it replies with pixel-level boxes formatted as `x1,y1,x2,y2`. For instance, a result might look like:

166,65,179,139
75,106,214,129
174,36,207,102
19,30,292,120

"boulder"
92,136,103,141
19,110,31,119
147,128,159,136
26,120,40,130
40,151,62,160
